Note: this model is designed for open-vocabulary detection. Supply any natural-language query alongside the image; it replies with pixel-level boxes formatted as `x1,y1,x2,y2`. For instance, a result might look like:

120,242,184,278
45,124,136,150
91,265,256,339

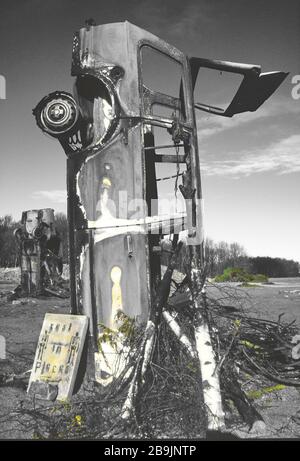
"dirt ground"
0,271,70,439
0,269,300,440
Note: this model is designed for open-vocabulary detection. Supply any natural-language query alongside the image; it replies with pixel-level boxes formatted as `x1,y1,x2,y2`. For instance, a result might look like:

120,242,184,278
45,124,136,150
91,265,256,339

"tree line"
0,214,299,277
162,237,299,278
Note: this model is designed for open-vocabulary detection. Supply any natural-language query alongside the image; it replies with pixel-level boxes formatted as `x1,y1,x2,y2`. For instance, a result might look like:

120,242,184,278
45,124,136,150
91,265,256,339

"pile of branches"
206,288,300,387
167,278,300,430
108,263,300,433
98,317,207,439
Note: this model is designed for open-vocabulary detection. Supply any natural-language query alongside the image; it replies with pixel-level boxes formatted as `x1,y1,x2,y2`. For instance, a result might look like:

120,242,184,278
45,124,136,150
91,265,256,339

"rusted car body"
14,208,63,296
33,21,287,382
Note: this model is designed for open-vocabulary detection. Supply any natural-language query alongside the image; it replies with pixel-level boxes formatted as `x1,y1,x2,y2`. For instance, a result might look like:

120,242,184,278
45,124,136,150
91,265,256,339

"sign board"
28,313,88,401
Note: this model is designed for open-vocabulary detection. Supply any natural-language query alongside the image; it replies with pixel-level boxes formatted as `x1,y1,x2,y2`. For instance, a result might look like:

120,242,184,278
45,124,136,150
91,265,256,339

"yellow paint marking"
110,266,123,329
102,177,111,188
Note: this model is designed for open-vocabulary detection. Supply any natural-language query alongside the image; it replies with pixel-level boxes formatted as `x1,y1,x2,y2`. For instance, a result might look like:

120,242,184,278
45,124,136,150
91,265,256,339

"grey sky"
0,0,299,260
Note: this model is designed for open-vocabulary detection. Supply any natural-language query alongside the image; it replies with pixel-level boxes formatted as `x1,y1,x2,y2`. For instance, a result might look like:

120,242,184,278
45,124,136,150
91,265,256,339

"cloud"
32,189,67,203
163,2,214,39
197,97,300,139
202,134,300,177
132,0,213,41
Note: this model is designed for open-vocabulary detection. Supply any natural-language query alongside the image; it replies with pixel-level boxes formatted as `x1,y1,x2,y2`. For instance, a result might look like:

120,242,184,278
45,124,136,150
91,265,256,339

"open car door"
189,57,288,117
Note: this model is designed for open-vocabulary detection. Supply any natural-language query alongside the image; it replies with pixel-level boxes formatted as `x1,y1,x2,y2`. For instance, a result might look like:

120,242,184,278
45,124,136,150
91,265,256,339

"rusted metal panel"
14,208,63,296
33,21,287,385
190,57,288,117
33,22,198,333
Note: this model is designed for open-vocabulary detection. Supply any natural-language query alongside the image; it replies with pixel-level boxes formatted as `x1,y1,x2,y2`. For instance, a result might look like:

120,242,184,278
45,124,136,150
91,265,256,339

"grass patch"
247,384,286,400
214,267,268,284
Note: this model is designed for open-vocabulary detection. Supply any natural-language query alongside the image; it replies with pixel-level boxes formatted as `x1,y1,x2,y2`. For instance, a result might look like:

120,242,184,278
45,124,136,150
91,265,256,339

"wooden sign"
27,313,88,401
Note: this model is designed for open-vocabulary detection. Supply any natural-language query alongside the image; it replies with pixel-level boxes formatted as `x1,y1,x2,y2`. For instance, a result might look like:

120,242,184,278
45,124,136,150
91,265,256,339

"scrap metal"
32,21,287,428
13,208,66,298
